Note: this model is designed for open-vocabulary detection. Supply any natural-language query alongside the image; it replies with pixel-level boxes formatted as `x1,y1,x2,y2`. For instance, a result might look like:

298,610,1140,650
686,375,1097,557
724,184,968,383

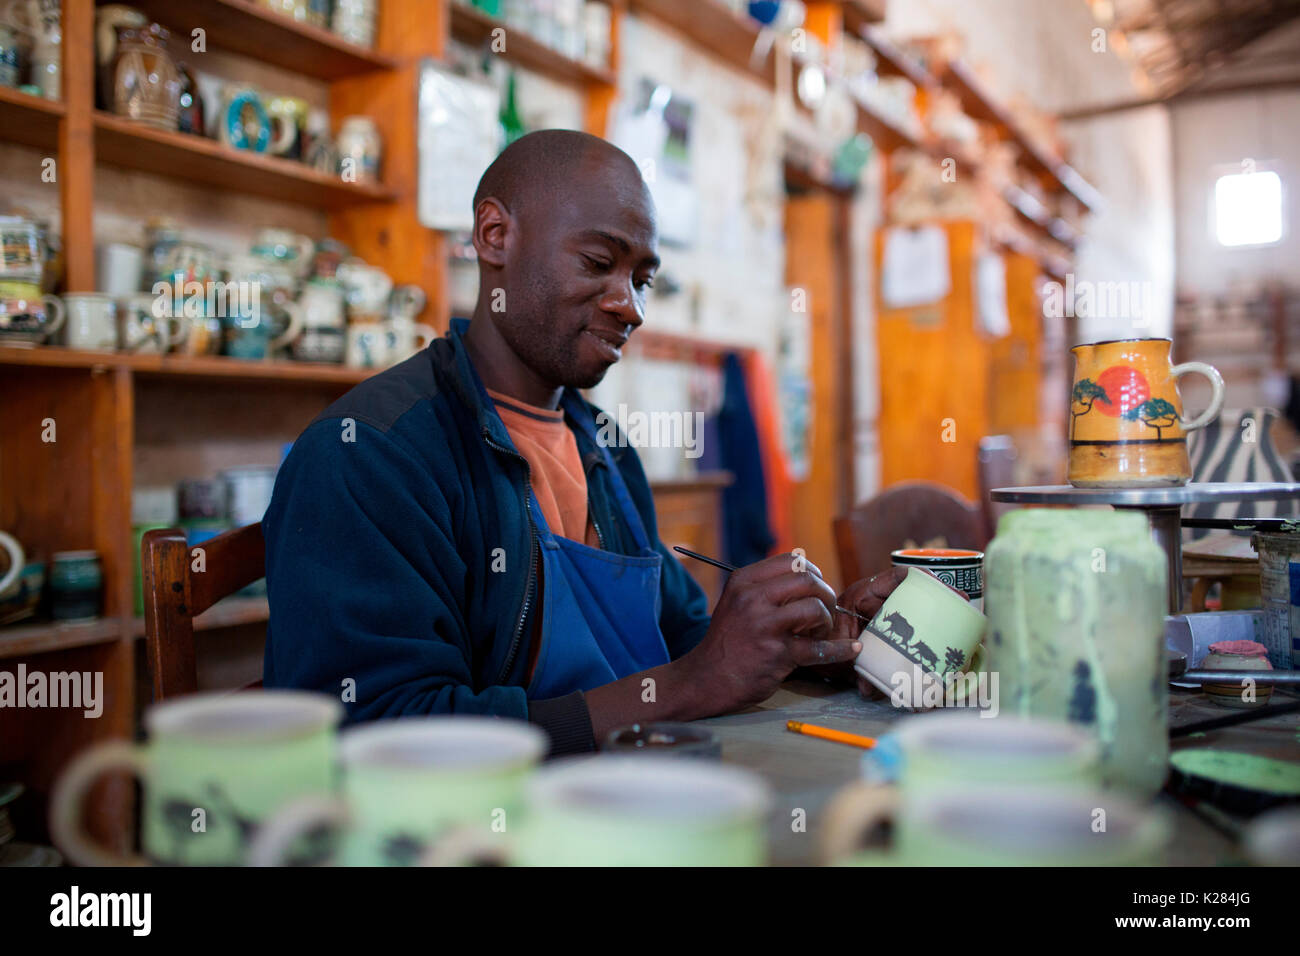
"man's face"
496,159,659,390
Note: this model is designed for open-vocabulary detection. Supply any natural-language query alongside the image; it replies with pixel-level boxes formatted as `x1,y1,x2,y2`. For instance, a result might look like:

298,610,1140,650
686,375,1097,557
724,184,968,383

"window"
1213,169,1283,247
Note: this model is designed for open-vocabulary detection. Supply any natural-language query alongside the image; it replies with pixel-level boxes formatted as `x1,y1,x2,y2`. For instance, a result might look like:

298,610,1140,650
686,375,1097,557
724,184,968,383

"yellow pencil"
786,720,877,750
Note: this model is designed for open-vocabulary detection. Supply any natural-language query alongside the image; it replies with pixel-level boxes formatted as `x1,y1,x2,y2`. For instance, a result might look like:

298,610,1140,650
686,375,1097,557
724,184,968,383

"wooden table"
701,679,1298,866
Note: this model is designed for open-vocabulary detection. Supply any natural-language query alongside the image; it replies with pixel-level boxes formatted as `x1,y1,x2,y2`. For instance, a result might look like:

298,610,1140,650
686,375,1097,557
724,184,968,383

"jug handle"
818,781,899,864
1171,362,1225,432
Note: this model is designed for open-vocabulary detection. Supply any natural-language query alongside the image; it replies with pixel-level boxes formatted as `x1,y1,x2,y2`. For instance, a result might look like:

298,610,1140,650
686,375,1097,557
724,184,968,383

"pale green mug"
824,785,1169,867
854,566,988,709
50,691,342,866
427,756,772,866
822,714,1167,866
248,716,547,867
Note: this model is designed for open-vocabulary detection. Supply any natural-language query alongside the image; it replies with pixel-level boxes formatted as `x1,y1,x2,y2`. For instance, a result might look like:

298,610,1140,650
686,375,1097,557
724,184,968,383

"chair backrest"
977,434,1019,541
141,523,265,701
833,481,986,584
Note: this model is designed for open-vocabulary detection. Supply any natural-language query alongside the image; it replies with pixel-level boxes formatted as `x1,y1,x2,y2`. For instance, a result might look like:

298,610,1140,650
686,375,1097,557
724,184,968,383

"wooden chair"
141,523,265,701
977,434,1018,541
833,482,987,584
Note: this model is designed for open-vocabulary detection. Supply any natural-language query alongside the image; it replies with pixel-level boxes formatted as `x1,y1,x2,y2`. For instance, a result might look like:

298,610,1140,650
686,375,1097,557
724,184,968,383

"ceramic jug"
1068,337,1224,487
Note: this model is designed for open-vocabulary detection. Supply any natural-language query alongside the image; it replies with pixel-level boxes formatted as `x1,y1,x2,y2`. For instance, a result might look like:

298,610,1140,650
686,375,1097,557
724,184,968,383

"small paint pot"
602,722,721,760
891,548,984,610
1200,640,1273,709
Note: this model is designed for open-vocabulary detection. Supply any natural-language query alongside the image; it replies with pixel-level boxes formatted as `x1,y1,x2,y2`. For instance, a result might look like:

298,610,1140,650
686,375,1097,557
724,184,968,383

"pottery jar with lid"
1200,640,1273,709
112,22,181,130
983,508,1168,798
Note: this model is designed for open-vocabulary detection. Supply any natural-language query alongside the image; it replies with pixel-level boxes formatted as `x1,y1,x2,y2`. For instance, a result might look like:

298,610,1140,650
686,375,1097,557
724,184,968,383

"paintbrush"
1169,699,1300,738
672,545,872,624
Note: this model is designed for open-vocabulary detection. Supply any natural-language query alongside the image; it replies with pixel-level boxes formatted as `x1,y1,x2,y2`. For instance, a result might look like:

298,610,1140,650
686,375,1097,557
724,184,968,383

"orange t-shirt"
488,389,600,684
488,389,598,547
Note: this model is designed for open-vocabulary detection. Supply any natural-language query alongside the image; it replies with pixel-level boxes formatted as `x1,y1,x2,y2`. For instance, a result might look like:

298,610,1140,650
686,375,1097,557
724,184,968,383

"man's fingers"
763,570,838,611
789,637,863,668
772,595,834,637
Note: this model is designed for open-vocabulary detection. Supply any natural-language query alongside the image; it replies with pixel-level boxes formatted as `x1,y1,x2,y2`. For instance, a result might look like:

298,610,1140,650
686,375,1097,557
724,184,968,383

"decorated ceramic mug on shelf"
1067,337,1224,487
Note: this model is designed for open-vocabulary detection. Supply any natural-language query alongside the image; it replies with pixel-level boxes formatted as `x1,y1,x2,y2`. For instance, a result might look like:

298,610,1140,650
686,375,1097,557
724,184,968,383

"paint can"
1251,531,1299,669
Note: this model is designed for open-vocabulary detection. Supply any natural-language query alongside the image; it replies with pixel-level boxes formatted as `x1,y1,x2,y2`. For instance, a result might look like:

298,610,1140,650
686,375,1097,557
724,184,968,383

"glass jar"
112,23,181,130
984,509,1168,797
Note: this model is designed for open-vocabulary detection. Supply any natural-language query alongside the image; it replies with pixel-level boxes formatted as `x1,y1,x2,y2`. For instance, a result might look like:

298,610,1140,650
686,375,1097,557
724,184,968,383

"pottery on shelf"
112,23,181,131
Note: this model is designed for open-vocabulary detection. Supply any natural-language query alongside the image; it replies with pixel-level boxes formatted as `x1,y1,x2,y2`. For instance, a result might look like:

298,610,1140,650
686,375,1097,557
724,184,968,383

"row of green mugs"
51,691,771,867
819,713,1171,866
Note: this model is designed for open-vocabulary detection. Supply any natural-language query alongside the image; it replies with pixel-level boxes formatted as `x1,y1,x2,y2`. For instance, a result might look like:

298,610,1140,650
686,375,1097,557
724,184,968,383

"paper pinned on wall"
418,62,502,232
976,251,1011,337
881,225,951,308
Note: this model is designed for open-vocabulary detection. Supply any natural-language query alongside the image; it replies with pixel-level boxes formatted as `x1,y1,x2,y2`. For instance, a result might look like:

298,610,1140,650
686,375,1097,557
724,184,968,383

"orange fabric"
487,389,598,547
741,351,794,554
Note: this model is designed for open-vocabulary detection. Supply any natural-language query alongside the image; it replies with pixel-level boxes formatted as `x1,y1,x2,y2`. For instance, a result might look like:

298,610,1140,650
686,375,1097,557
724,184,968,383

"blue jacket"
262,319,712,753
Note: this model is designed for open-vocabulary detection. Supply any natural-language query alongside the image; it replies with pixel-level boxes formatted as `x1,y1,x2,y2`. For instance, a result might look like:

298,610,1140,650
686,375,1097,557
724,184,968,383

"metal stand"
989,482,1300,613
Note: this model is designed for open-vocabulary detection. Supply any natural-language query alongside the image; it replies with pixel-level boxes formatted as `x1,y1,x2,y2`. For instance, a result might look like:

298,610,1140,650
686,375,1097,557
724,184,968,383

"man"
264,130,903,754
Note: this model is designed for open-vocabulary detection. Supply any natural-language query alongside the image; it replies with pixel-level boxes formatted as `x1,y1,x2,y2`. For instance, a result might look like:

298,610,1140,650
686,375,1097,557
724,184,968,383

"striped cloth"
1185,407,1295,542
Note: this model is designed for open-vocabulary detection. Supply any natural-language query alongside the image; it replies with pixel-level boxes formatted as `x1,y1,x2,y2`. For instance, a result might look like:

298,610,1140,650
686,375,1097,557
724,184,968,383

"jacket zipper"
483,427,538,685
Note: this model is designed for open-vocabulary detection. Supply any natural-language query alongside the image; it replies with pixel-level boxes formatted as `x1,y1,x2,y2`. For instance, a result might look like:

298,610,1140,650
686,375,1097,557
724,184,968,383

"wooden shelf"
628,0,774,85
938,58,1100,211
0,617,122,659
857,28,936,90
841,0,888,36
0,85,64,152
450,3,615,86
123,0,398,79
0,346,377,387
92,112,398,209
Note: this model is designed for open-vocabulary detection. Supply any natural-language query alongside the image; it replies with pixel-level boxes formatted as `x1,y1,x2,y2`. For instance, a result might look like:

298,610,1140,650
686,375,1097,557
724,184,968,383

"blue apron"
488,390,672,699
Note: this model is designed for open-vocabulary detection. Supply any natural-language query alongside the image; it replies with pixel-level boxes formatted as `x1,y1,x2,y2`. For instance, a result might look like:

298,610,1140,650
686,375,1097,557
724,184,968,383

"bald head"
467,128,660,396
473,129,647,222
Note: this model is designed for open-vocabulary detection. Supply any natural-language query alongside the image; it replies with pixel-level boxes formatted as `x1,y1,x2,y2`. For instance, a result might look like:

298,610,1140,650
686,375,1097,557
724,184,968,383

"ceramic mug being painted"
50,691,342,865
249,717,546,866
854,566,987,709
1068,337,1224,487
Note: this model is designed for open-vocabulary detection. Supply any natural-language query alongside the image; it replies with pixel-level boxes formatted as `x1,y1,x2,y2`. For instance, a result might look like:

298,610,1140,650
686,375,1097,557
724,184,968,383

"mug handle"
49,740,151,866
818,781,900,865
411,323,436,351
40,295,65,340
0,530,24,595
246,795,349,867
419,823,513,867
1171,362,1225,432
270,302,304,350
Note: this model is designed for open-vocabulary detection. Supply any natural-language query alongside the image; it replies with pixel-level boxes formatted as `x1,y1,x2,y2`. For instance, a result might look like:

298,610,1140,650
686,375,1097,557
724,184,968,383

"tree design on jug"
1070,379,1110,439
943,647,966,673
1122,397,1178,439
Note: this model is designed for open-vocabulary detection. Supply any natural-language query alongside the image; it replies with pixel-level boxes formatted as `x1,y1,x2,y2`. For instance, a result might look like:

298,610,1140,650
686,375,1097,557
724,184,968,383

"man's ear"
472,197,511,269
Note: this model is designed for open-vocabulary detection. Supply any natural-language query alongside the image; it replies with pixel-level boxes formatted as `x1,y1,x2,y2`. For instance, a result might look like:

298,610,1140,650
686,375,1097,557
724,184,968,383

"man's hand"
674,553,861,715
833,567,909,699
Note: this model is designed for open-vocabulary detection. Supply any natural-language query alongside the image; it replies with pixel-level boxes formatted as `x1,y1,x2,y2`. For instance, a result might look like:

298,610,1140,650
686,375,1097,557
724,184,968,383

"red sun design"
1094,365,1151,417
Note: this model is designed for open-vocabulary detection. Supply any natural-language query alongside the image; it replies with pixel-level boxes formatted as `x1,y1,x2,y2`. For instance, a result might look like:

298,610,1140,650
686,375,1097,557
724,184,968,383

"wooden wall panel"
785,193,842,575
874,220,987,501
990,251,1042,433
